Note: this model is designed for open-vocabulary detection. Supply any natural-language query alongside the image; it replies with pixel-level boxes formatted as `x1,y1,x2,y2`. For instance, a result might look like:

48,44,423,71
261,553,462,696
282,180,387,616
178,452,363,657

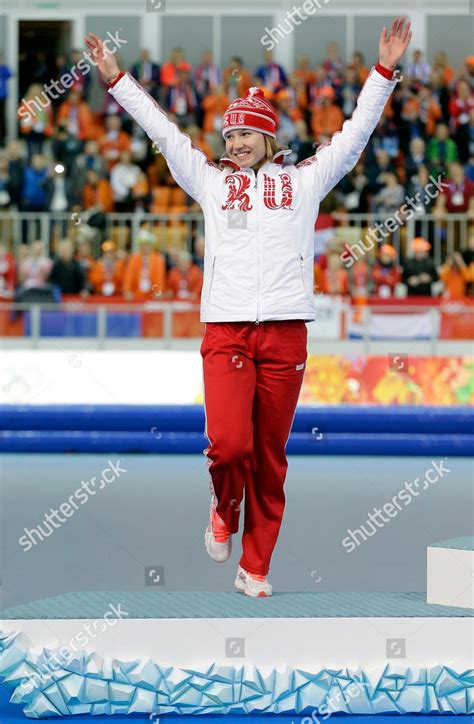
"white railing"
0,212,205,256
1,301,471,352
0,211,471,265
329,212,471,267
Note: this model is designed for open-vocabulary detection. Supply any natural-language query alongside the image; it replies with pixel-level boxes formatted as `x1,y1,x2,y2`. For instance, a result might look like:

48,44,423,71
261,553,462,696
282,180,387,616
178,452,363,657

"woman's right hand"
84,32,121,83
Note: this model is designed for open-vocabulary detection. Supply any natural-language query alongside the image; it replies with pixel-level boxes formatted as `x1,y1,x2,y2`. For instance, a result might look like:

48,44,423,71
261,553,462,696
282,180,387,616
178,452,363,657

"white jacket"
109,68,398,323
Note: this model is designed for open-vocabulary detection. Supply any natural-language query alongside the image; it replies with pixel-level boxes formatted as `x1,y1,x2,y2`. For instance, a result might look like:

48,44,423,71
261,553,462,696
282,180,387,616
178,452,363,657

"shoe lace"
241,567,266,582
211,508,231,543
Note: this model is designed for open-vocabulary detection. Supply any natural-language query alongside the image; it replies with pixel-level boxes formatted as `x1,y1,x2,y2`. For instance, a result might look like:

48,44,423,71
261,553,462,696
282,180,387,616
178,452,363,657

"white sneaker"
204,499,232,563
234,565,272,597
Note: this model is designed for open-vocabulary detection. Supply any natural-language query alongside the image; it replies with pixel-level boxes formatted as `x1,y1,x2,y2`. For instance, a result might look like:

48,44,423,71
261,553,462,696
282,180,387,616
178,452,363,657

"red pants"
200,320,308,576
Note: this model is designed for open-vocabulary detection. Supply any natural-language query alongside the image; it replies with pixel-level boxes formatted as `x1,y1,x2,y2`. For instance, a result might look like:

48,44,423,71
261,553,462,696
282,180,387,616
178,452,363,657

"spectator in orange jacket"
439,253,471,300
186,124,214,160
123,229,166,300
431,51,454,87
166,249,203,300
160,47,191,89
349,51,370,85
314,251,349,296
292,55,316,86
98,115,131,171
311,87,344,141
89,240,126,296
418,86,442,137
56,90,95,140
18,83,54,159
82,170,114,213
371,244,402,297
223,57,252,100
201,85,229,134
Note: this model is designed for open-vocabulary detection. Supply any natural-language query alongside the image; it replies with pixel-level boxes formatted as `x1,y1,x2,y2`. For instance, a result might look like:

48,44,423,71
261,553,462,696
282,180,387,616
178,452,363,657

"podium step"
1,590,473,717
427,536,474,609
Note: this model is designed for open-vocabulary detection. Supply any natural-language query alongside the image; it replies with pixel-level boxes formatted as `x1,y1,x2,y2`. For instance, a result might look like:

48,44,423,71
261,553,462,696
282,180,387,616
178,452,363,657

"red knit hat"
222,87,277,139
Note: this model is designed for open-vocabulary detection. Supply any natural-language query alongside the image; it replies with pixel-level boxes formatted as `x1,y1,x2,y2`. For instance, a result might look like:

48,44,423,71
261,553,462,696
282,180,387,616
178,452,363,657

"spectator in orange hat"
89,240,126,296
311,86,344,141
166,249,203,300
98,115,131,171
371,244,402,297
123,230,166,300
56,90,95,141
402,237,438,296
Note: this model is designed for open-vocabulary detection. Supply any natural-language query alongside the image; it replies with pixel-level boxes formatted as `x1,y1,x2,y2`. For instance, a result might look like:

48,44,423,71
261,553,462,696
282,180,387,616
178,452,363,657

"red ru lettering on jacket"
222,173,253,211
262,172,293,210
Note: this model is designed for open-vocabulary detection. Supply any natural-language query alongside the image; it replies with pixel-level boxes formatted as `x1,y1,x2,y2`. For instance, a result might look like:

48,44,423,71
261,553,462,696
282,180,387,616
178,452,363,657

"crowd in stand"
1,226,473,302
0,44,473,301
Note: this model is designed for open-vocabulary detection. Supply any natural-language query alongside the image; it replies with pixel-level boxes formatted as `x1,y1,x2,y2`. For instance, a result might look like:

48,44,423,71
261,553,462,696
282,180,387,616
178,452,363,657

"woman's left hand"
379,16,412,71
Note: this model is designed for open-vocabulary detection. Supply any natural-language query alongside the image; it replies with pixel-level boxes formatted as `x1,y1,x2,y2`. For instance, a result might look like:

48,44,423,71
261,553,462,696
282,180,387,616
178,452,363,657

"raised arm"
84,33,220,204
300,17,412,201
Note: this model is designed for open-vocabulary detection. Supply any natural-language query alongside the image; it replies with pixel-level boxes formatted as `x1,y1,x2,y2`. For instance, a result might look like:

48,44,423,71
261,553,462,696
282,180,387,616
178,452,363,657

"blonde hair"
264,136,280,161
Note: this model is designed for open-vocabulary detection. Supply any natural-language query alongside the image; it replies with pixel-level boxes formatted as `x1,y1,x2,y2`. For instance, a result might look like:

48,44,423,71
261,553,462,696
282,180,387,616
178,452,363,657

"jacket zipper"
208,255,216,301
255,169,260,324
300,252,307,294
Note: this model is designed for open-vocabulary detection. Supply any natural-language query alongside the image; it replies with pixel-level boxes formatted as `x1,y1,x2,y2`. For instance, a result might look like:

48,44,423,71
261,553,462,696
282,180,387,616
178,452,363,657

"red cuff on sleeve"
375,63,395,80
108,71,125,88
